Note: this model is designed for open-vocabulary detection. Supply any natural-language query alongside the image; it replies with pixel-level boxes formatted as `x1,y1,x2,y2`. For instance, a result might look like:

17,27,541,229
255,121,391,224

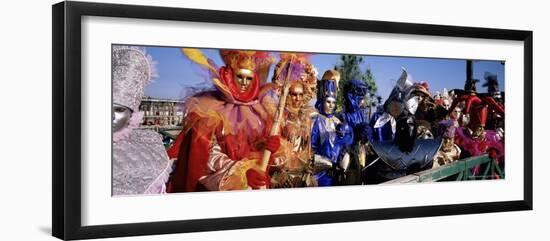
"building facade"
139,97,185,128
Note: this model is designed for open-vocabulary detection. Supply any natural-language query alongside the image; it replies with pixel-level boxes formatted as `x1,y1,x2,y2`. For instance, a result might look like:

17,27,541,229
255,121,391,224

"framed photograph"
52,1,533,240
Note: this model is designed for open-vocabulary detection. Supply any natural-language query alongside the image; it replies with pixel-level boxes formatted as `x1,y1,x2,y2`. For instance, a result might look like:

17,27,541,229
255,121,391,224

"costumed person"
450,78,504,177
166,49,282,192
112,45,173,195
410,81,435,138
434,88,454,110
338,79,373,184
269,53,318,188
370,68,442,181
449,78,504,140
409,81,447,139
433,106,462,167
311,71,344,186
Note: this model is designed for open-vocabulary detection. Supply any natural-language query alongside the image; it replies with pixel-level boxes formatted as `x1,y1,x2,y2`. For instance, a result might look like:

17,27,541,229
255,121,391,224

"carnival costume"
311,73,345,186
450,78,505,176
434,88,454,110
112,46,173,195
433,106,462,167
166,49,281,192
270,53,318,188
371,69,442,180
410,82,447,139
338,79,373,184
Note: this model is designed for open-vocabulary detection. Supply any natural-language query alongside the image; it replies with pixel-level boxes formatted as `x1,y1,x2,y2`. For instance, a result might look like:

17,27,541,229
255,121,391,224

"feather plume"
182,48,218,76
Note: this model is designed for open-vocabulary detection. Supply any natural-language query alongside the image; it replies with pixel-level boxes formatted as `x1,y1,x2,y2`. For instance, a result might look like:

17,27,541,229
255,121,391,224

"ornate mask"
450,107,462,120
112,103,132,132
323,97,336,115
233,68,254,93
287,82,305,111
316,75,338,116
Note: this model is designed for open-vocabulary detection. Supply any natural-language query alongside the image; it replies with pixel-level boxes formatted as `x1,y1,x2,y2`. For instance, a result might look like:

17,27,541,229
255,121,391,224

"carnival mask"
288,83,305,110
450,107,462,120
345,80,368,111
233,68,254,93
351,83,367,97
323,97,336,115
415,92,426,104
112,103,132,132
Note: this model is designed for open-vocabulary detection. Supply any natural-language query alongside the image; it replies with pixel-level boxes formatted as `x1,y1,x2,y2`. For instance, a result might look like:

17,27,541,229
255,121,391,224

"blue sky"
144,46,505,101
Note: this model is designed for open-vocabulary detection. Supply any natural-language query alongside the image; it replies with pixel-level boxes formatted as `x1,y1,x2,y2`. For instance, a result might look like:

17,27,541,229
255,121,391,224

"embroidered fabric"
112,129,173,196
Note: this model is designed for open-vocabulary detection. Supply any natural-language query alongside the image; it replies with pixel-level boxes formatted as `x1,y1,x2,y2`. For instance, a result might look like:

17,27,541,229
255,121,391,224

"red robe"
166,67,276,192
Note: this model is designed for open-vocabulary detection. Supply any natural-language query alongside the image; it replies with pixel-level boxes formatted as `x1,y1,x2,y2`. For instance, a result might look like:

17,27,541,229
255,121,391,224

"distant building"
139,97,185,128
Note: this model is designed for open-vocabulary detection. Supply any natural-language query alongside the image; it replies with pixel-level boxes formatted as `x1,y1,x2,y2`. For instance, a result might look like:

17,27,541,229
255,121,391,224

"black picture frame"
52,1,533,240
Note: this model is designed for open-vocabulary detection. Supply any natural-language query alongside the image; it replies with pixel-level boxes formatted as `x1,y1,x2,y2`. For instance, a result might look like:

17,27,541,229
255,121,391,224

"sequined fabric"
113,129,173,196
112,45,155,111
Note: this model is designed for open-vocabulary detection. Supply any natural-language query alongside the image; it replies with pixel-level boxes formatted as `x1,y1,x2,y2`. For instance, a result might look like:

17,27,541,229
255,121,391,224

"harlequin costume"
166,49,281,192
111,46,173,195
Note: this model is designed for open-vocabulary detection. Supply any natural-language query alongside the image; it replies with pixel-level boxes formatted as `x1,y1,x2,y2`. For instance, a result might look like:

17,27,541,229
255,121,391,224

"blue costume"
337,80,374,184
311,77,350,186
339,80,373,144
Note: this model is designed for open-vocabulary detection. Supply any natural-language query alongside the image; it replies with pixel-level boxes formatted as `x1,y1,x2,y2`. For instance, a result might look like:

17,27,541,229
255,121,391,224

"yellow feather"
181,48,218,75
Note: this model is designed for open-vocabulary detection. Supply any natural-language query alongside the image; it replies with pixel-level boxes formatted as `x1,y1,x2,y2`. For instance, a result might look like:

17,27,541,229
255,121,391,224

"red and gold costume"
269,54,318,188
166,49,280,192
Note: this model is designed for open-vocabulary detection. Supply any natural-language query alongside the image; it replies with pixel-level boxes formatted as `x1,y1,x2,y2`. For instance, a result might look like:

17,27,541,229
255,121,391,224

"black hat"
464,78,479,93
483,73,499,93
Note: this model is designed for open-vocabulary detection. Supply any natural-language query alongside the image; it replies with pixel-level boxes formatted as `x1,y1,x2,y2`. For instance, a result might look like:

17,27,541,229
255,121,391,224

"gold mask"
288,83,305,111
234,68,254,93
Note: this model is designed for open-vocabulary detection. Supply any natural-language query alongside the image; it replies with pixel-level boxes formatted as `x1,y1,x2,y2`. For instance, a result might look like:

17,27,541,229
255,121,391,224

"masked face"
349,88,367,110
443,99,451,109
388,100,403,118
323,97,336,115
288,83,305,110
450,107,461,120
414,91,428,104
112,103,132,132
233,68,254,93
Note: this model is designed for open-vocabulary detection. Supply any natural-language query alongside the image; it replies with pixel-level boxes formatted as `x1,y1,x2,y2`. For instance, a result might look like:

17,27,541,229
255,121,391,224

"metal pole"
466,60,473,81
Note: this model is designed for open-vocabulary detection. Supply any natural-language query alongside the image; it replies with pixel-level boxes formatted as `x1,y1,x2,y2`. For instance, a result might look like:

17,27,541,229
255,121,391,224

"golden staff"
259,58,294,172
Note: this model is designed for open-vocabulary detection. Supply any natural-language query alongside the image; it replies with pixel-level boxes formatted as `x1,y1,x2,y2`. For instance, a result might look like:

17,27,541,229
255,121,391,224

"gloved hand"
265,135,281,153
246,169,267,189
